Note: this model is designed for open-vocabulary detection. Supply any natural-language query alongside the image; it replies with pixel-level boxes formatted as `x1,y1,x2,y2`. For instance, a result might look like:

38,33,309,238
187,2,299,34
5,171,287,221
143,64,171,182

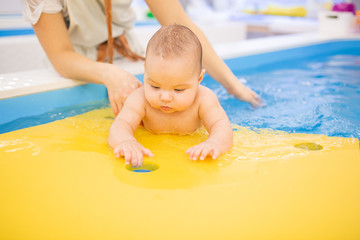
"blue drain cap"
126,162,159,173
133,169,152,173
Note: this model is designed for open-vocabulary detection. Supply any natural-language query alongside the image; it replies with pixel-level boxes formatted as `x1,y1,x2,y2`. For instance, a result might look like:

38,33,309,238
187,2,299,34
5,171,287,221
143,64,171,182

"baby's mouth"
160,106,172,111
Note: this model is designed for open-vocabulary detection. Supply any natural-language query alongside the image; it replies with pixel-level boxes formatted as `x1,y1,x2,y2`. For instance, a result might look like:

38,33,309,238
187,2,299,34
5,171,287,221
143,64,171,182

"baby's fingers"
185,147,193,156
123,148,132,165
211,148,221,159
114,146,124,158
199,146,213,160
133,150,143,167
185,146,195,157
185,146,197,160
190,146,204,160
142,147,154,157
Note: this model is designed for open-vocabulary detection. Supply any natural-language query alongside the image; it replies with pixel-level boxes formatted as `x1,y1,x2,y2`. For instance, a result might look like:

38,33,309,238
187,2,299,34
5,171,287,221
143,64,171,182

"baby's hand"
185,141,221,161
113,140,154,167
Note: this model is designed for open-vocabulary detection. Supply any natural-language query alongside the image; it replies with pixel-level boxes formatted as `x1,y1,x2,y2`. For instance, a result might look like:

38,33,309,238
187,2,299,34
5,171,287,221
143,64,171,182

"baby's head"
145,24,203,72
143,24,205,113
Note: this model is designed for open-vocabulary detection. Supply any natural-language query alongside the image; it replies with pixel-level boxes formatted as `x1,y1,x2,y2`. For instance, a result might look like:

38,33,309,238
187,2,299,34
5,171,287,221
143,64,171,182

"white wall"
0,0,22,15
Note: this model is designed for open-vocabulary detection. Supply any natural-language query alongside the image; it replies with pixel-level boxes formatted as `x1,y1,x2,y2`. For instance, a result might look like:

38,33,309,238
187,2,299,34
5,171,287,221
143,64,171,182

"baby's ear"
198,69,206,83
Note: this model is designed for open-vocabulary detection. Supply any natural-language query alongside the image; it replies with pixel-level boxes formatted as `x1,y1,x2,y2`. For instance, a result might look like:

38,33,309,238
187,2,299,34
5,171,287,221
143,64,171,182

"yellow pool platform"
1,109,359,240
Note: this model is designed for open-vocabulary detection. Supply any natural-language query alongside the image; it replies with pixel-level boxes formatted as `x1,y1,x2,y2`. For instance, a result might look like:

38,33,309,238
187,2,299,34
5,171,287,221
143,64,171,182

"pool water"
0,99,108,134
0,41,359,141
204,53,360,140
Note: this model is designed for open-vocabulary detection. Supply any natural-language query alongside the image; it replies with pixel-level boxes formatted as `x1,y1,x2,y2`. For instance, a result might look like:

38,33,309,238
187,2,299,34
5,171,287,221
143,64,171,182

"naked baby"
108,24,233,167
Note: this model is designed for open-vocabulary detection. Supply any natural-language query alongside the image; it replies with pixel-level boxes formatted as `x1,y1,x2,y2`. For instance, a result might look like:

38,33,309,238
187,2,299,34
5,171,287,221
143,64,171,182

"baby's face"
143,52,204,113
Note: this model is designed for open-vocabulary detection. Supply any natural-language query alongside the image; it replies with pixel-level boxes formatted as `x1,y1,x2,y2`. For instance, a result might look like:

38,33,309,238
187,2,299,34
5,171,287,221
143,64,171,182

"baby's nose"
160,91,172,102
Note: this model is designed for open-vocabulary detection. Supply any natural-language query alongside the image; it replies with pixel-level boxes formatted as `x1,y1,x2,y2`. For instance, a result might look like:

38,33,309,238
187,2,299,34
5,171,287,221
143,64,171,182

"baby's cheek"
147,98,158,109
178,95,195,110
145,91,157,105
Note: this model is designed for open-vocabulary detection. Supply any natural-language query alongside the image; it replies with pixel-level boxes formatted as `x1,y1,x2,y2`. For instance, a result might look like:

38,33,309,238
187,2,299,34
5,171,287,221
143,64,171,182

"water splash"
203,54,360,141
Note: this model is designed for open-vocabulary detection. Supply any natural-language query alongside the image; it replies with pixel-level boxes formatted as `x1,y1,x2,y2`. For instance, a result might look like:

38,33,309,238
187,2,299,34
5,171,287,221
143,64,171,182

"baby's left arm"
185,87,233,160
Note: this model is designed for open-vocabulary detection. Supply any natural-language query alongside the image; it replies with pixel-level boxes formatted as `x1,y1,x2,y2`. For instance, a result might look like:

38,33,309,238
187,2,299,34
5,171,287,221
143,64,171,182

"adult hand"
102,64,142,115
227,81,262,108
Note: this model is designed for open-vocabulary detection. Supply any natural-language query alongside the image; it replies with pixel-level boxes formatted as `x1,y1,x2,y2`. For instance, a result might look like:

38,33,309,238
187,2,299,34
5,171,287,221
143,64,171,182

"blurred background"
1,0,360,74
1,0,360,38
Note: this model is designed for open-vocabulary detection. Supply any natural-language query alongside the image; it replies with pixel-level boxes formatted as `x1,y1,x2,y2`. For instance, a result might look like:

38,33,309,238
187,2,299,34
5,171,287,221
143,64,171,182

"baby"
108,24,233,167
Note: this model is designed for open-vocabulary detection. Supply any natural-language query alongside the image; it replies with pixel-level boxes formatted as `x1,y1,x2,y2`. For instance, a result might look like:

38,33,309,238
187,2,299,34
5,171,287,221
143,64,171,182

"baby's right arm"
108,88,154,167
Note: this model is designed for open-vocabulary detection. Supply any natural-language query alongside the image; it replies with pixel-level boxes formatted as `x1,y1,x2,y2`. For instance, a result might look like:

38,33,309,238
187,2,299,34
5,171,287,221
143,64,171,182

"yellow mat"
1,108,359,240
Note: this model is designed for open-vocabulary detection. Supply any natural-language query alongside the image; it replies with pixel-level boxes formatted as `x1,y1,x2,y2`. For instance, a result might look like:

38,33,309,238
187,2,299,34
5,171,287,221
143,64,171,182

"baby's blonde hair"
146,24,203,70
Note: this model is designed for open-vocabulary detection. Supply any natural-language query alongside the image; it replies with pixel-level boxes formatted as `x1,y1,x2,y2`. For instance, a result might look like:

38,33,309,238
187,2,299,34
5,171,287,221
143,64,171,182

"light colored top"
22,0,68,25
21,0,144,60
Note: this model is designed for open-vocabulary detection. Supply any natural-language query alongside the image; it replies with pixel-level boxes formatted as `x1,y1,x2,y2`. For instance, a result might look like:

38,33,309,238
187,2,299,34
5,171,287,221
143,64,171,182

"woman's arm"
32,12,142,115
145,0,261,107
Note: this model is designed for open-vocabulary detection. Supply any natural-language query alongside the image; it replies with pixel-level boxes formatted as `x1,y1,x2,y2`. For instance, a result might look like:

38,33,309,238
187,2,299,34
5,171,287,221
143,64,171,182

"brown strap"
97,0,144,63
104,0,113,63
114,35,145,61
96,42,108,62
97,34,145,62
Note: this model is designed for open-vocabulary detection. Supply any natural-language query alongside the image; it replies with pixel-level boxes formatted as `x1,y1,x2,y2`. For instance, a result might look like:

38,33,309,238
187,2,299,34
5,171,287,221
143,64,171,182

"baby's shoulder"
197,85,218,101
124,86,146,107
128,86,145,100
196,85,221,112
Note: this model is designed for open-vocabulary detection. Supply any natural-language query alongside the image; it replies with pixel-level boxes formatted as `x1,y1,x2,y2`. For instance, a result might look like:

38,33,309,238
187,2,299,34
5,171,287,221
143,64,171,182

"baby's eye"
151,85,160,89
174,89,185,92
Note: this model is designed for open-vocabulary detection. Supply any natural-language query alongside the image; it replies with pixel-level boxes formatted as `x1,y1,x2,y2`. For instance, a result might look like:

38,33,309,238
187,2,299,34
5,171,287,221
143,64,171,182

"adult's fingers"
135,79,143,88
250,94,262,108
109,98,118,116
110,98,124,116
